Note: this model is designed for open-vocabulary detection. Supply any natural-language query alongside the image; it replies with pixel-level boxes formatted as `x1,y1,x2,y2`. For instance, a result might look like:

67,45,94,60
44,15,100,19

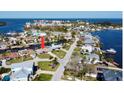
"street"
51,38,78,81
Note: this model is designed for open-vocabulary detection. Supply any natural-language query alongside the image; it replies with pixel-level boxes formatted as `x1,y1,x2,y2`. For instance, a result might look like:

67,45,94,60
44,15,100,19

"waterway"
0,18,122,68
91,30,122,68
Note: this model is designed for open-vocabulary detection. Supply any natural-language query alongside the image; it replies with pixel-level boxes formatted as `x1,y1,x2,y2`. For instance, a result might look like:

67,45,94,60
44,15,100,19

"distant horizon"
0,11,122,19
0,18,122,19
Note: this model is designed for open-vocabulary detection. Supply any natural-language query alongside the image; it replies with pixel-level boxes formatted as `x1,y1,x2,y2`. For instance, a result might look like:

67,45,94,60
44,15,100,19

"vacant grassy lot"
63,44,71,50
37,53,53,59
6,56,33,64
38,61,59,71
52,50,66,59
33,74,52,81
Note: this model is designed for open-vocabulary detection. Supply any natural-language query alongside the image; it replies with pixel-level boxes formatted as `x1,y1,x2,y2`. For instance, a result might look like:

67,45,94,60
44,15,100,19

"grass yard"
38,61,59,71
52,50,66,59
37,53,53,59
63,44,71,50
33,74,52,81
6,56,33,64
74,47,81,52
23,56,33,61
73,47,87,58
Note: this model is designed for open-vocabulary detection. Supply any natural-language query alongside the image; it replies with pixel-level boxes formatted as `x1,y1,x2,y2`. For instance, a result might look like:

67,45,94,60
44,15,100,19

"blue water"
91,30,122,68
0,18,122,34
0,19,32,34
80,18,122,24
0,18,122,68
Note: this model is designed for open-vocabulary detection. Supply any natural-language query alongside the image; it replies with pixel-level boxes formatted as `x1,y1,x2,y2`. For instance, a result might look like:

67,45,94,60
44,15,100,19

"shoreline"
0,20,122,69
0,27,122,35
91,30,122,68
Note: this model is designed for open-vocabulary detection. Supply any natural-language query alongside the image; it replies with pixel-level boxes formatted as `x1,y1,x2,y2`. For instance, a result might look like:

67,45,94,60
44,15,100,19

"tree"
106,58,114,62
69,52,80,80
77,40,83,46
71,31,76,38
78,66,88,80
53,57,58,65
91,58,96,64
0,67,11,74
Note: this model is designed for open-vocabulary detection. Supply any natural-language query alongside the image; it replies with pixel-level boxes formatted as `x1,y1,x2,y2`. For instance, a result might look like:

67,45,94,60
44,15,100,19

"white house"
64,32,72,40
10,62,33,81
50,44,62,50
0,42,7,50
7,37,17,45
81,45,94,54
87,53,100,64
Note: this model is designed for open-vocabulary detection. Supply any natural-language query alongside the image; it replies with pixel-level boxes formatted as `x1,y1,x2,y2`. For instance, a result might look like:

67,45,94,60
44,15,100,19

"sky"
0,11,122,19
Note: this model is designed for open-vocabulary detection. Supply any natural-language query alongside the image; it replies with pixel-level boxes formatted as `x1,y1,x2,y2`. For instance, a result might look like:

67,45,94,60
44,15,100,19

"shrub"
0,67,11,74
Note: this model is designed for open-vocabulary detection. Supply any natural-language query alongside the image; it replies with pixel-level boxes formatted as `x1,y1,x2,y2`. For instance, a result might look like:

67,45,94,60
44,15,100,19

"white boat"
6,32,12,35
6,31,17,36
106,48,116,54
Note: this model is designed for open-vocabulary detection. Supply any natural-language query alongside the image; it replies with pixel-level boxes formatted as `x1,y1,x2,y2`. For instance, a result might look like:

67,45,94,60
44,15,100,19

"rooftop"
11,62,33,71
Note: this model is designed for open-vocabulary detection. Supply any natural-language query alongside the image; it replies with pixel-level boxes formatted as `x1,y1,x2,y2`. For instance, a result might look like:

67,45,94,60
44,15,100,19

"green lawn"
23,57,33,61
52,50,66,59
80,54,87,59
37,53,53,59
38,61,59,71
6,56,33,64
74,47,81,52
63,44,71,50
73,47,87,58
63,41,73,50
82,76,97,81
71,47,81,57
33,74,52,81
72,47,87,59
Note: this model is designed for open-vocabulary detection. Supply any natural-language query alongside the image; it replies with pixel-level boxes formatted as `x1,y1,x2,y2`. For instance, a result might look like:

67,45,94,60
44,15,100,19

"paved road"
51,38,78,81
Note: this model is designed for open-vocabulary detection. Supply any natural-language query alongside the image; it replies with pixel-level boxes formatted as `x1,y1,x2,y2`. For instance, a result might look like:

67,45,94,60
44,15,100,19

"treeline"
25,26,68,32
94,21,122,27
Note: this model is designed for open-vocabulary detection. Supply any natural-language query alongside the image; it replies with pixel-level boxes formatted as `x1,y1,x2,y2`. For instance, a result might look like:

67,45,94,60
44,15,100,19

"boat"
6,32,12,35
106,48,116,54
6,31,17,36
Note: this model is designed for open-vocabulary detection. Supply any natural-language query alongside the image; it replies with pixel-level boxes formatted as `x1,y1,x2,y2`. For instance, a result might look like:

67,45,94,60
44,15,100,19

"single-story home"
50,44,62,50
64,32,72,40
36,48,48,54
0,42,7,50
10,62,34,81
81,45,94,54
87,53,100,64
